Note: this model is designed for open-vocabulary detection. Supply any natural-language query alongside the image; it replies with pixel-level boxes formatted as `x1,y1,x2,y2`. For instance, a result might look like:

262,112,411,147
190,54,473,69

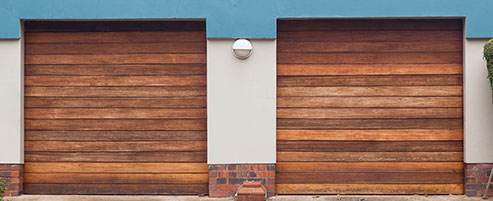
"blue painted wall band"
0,0,491,39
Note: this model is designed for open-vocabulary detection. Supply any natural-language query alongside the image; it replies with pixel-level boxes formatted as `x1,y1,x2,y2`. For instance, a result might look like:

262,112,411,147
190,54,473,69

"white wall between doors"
464,39,493,163
207,39,276,164
0,38,23,163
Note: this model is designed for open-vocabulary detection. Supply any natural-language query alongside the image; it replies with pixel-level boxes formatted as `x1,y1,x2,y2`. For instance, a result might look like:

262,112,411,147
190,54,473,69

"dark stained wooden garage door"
23,21,207,195
276,19,464,195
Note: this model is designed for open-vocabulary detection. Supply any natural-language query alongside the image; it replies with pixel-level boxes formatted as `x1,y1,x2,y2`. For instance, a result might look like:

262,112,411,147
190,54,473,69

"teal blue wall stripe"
0,0,491,39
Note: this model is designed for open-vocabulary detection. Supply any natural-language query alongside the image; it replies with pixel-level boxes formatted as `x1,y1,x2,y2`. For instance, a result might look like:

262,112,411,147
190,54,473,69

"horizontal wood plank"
276,184,464,195
25,42,206,54
26,54,205,65
277,86,462,97
277,108,462,119
25,108,206,119
277,119,462,129
25,162,208,173
276,162,464,173
278,52,462,64
25,64,206,76
25,131,207,141
25,87,206,97
25,76,206,87
277,31,463,42
277,152,463,162
25,97,206,108
25,32,205,43
25,21,205,32
277,75,462,87
277,97,463,108
24,184,208,195
24,173,208,184
25,152,207,162
277,19,463,31
25,141,206,152
25,119,206,131
277,41,462,53
277,64,462,76
277,130,463,141
277,172,463,184
277,141,462,152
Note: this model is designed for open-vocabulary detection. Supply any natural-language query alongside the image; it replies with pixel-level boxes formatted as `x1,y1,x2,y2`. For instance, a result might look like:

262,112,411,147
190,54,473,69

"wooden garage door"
276,19,464,195
23,21,207,195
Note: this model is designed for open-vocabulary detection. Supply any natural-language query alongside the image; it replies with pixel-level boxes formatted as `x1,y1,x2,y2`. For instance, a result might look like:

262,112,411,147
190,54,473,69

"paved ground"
5,195,492,201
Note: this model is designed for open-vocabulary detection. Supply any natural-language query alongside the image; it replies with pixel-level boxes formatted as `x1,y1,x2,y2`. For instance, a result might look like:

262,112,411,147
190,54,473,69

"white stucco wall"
464,38,493,163
207,39,276,164
0,38,23,164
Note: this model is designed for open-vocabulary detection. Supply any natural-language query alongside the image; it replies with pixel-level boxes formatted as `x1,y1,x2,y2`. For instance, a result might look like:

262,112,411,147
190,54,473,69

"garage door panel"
277,108,462,119
277,19,462,31
277,152,463,162
277,141,463,152
25,64,206,76
25,75,206,87
276,162,464,173
26,54,206,65
278,52,462,64
277,41,462,53
25,108,207,119
277,97,463,108
25,87,206,97
277,64,463,76
277,119,462,129
25,31,205,43
277,31,463,42
25,21,206,33
25,42,206,54
25,163,209,173
276,184,464,195
24,184,208,195
25,97,207,108
277,75,462,87
24,21,207,195
25,141,206,152
277,86,462,97
25,131,207,141
25,119,206,131
24,173,208,184
25,152,207,162
277,130,463,141
277,172,463,184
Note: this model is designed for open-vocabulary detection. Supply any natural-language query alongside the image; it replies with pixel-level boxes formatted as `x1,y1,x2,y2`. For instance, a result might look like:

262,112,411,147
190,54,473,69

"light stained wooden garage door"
23,21,208,195
276,19,464,195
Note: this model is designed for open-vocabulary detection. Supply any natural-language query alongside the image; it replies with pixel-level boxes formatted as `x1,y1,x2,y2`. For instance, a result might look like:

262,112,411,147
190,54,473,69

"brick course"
209,164,275,197
0,164,23,197
465,163,493,197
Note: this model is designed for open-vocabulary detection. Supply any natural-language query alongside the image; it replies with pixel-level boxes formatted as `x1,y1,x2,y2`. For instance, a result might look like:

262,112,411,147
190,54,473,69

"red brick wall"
465,163,493,197
209,164,275,197
0,164,23,197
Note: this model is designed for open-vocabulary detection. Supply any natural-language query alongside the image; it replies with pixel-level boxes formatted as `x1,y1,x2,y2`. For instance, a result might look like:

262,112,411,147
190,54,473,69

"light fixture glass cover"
232,39,253,59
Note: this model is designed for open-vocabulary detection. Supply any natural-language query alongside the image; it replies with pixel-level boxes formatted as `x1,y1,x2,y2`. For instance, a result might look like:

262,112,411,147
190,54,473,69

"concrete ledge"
6,195,492,201
270,195,491,201
8,195,232,201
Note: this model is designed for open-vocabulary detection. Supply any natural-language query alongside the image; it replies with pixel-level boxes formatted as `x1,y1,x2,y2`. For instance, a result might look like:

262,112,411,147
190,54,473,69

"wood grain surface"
24,21,207,195
276,19,464,195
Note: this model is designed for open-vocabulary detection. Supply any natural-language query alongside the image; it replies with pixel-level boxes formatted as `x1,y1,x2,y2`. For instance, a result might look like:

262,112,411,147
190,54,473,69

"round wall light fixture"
232,39,253,60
